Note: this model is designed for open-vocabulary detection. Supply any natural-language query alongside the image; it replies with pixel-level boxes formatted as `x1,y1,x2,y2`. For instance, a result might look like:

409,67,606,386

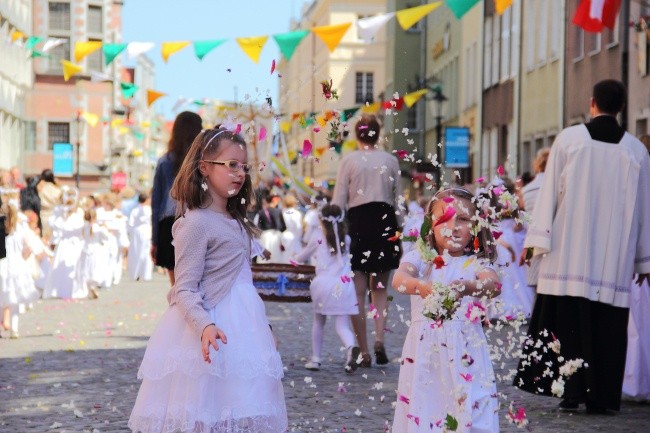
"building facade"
628,2,650,138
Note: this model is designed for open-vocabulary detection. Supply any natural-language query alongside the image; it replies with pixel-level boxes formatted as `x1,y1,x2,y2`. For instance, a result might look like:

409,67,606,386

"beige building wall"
278,0,386,183
628,2,650,137
0,0,32,171
458,3,483,181
519,0,564,173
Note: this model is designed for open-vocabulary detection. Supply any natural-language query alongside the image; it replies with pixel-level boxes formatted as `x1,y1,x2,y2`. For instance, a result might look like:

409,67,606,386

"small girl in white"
392,188,501,433
294,203,360,372
129,127,287,433
127,192,153,281
79,208,110,299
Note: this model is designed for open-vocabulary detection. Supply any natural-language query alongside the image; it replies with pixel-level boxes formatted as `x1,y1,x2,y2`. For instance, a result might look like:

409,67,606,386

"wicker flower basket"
252,263,315,302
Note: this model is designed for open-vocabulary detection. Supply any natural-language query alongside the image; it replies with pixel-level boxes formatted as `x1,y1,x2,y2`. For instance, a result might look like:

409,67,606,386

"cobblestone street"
1,273,648,433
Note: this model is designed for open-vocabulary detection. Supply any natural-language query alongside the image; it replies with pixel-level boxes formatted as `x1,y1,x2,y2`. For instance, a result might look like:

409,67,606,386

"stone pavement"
1,273,648,433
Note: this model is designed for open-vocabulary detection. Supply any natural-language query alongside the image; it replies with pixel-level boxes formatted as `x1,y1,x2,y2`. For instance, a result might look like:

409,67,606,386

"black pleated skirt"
155,216,176,270
347,202,402,274
513,293,629,410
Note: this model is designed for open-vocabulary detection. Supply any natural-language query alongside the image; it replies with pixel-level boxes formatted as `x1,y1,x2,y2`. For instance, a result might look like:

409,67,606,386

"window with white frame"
573,27,585,61
25,121,36,152
510,0,520,77
526,0,535,70
484,17,493,88
500,7,511,81
604,15,619,48
86,4,104,72
355,72,374,104
47,2,71,73
491,14,500,86
536,0,548,65
48,122,70,150
550,0,561,60
587,32,601,56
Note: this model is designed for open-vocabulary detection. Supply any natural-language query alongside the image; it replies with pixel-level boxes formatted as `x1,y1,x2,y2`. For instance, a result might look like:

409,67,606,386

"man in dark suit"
257,195,286,232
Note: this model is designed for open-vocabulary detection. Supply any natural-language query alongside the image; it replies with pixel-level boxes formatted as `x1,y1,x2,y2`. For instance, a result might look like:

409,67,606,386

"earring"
201,178,208,192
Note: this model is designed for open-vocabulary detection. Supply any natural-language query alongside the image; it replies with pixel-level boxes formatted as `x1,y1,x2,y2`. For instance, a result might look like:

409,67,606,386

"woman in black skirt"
150,111,202,286
332,114,402,367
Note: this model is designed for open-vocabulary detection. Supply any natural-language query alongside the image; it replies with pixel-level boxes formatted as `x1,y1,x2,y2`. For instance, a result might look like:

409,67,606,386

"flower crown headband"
319,210,345,223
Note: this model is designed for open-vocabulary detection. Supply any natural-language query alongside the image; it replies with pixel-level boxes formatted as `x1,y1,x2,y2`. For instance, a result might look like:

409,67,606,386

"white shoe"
304,360,321,371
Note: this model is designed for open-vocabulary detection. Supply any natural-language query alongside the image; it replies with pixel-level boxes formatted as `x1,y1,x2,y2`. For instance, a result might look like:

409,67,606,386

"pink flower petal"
302,139,312,158
433,206,456,227
497,165,505,176
259,127,267,141
270,59,276,74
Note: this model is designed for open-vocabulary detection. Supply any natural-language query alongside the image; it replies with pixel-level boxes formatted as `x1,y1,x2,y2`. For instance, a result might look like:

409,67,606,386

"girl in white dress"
294,203,359,372
392,188,501,433
623,278,650,400
101,193,130,286
0,194,39,338
128,193,153,281
42,187,87,300
280,193,303,261
129,127,287,433
79,208,110,298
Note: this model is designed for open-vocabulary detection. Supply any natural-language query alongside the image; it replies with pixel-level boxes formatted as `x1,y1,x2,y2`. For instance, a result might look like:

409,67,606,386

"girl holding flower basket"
391,188,501,433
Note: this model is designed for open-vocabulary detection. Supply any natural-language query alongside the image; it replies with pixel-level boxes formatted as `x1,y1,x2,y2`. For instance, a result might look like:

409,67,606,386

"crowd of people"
1,79,648,432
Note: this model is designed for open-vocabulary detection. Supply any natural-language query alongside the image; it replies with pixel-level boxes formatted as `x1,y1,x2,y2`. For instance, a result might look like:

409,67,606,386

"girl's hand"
416,280,432,298
201,324,227,364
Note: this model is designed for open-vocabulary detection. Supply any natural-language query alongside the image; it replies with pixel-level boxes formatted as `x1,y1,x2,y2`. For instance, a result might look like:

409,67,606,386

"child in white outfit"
128,193,153,281
392,188,501,433
129,127,287,433
294,203,359,372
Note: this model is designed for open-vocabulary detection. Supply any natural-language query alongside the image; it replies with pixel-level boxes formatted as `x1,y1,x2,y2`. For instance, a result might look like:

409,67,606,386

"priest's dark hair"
592,79,626,115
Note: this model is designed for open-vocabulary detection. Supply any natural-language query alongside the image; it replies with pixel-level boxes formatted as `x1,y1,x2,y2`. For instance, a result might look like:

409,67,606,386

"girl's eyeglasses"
203,160,251,174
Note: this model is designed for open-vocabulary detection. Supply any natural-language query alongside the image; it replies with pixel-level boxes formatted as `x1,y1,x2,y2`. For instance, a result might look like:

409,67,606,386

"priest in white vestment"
514,80,650,414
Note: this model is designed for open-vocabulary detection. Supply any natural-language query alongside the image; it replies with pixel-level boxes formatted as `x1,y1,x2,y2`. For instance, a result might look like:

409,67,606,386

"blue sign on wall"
444,127,470,168
52,142,74,177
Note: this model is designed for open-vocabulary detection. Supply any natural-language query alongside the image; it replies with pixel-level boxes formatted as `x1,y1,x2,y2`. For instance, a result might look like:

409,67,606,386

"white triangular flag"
172,97,190,112
90,70,113,83
42,38,67,53
356,12,395,44
126,42,155,60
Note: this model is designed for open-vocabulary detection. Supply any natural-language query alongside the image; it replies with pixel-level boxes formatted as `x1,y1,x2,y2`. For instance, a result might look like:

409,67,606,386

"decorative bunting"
396,2,442,30
81,112,99,127
312,22,352,52
25,36,43,50
103,43,128,65
126,42,155,59
280,121,292,134
42,38,66,52
61,60,83,81
361,102,381,113
495,0,514,15
172,97,191,112
356,13,395,43
236,36,269,63
161,41,191,62
193,39,226,60
146,90,166,107
11,31,25,43
90,70,112,82
446,0,481,19
403,89,429,107
30,51,45,58
273,30,310,61
120,82,139,99
74,41,102,62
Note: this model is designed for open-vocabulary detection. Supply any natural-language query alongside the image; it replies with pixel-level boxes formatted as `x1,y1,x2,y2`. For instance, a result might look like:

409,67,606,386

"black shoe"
345,346,361,374
374,341,389,365
585,403,610,415
558,399,579,412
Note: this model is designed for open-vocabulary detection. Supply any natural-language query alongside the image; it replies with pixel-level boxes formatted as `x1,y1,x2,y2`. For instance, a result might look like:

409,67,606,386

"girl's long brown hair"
319,203,347,255
171,127,259,238
168,111,203,175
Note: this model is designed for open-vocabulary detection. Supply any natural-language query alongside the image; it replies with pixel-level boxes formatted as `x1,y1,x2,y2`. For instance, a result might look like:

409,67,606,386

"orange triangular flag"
312,22,352,52
61,60,84,81
147,90,166,107
495,0,514,15
74,41,103,62
236,36,269,63
395,2,442,30
161,41,190,62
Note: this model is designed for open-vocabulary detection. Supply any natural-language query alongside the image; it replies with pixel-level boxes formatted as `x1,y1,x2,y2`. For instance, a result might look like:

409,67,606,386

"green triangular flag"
132,131,145,141
192,99,207,106
26,36,43,50
103,43,128,65
120,82,138,99
30,50,46,58
193,39,226,60
446,0,480,19
341,107,360,121
273,30,309,61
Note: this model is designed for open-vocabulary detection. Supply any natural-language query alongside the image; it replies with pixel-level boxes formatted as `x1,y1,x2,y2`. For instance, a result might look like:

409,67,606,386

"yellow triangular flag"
11,31,25,43
395,2,442,30
74,41,103,62
280,121,292,134
361,102,380,113
316,115,328,127
146,89,166,107
118,126,129,135
161,41,190,62
312,22,352,52
61,60,84,81
495,0,513,15
236,36,269,63
403,89,429,108
111,118,124,127
81,112,99,127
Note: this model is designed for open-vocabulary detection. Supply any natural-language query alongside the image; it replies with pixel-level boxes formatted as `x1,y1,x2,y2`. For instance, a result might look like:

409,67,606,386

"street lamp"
429,86,447,182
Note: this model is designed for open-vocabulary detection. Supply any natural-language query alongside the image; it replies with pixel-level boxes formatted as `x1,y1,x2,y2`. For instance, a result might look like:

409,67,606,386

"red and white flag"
572,0,621,33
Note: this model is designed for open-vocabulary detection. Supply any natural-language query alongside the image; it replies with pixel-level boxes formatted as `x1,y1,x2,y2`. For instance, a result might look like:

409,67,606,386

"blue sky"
122,0,305,119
